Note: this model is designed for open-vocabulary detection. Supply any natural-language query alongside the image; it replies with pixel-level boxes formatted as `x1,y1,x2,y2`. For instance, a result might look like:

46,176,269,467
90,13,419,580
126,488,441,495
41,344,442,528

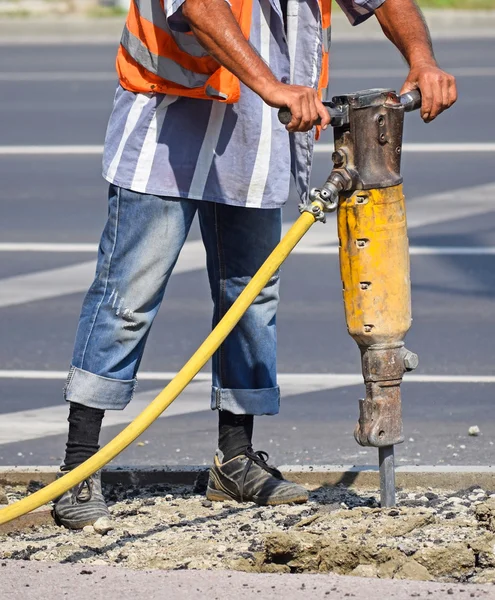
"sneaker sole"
206,485,308,506
52,506,111,530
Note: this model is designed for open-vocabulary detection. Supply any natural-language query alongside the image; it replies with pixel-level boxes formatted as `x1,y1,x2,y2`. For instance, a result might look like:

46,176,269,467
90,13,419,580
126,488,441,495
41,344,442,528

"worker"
54,0,457,529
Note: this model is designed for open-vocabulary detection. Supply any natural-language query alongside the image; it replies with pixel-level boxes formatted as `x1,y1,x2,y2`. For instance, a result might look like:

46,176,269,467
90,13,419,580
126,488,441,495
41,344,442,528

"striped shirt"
103,0,384,209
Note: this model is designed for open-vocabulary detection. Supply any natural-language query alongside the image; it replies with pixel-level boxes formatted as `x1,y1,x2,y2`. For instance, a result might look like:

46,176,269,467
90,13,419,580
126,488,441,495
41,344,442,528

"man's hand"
261,82,330,132
375,0,458,123
401,62,457,123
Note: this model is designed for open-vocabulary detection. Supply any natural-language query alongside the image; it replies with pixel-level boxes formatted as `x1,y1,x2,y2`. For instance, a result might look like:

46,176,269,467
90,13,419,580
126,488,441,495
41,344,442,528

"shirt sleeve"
335,0,386,26
165,0,190,33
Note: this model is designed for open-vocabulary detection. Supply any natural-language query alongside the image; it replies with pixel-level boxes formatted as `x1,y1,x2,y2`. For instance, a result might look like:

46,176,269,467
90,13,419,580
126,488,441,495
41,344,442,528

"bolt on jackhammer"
279,88,422,507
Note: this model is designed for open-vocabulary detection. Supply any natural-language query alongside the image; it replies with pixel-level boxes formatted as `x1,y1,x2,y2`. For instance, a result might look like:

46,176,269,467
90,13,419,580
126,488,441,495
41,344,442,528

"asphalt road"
0,35,494,470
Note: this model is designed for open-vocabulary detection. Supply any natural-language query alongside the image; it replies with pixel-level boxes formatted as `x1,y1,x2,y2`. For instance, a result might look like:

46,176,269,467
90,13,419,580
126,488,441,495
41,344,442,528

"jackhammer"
279,87,422,507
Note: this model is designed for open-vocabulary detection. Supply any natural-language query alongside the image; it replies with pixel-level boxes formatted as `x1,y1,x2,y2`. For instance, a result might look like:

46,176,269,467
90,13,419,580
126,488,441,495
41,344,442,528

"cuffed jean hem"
64,366,136,411
210,385,280,416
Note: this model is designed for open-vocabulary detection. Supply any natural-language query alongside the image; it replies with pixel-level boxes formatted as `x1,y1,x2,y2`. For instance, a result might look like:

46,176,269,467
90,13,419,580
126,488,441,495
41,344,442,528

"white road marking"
0,146,103,155
0,66,492,82
0,382,210,445
315,143,495,154
287,181,495,250
0,240,205,309
0,370,494,384
0,72,116,81
1,182,494,309
2,143,495,156
0,372,493,444
330,67,495,78
0,243,98,252
2,243,495,256
292,246,495,256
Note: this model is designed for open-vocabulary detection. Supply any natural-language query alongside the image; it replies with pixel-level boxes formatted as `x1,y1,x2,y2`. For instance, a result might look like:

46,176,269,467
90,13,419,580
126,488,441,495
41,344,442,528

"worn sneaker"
53,469,113,531
206,448,309,505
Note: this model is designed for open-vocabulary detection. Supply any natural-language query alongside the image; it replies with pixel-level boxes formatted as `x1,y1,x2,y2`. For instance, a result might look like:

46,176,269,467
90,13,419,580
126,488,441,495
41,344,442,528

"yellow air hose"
0,205,320,526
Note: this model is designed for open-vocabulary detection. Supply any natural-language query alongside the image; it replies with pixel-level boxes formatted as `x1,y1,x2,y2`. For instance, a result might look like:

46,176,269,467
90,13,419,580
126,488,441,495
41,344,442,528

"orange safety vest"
117,0,331,104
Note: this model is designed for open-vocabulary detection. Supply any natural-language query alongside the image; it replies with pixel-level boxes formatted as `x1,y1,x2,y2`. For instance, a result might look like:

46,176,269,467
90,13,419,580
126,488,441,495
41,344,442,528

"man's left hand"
400,62,457,123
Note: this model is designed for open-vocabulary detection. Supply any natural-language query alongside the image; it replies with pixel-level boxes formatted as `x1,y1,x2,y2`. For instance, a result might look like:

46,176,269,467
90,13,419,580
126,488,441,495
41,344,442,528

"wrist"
408,55,438,70
256,77,282,102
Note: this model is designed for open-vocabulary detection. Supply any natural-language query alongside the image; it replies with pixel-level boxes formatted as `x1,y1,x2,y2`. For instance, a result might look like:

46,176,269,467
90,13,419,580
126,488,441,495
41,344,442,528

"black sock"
63,402,105,470
218,410,254,462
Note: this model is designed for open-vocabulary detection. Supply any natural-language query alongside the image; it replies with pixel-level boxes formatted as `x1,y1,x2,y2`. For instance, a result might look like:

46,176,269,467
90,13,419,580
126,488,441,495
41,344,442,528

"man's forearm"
181,0,331,131
375,0,457,121
182,0,277,98
375,0,435,68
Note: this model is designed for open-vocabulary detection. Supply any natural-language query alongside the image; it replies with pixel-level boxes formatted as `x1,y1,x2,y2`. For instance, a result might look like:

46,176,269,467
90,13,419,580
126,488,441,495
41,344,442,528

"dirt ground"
2,480,495,584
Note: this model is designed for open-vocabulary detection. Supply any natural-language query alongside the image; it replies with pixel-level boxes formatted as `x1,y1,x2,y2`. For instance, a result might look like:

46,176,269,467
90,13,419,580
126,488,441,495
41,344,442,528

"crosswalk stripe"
1,143,494,156
0,66,492,82
0,240,205,310
2,243,495,256
0,376,359,444
1,372,494,444
0,370,493,384
1,182,494,309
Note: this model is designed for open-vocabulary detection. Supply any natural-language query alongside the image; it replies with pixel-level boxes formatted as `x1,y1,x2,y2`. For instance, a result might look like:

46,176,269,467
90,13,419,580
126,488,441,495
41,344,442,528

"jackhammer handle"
277,102,339,126
400,89,422,112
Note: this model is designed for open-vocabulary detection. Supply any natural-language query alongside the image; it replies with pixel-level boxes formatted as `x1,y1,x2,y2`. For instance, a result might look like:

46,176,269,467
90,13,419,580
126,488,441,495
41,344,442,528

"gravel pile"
2,481,495,584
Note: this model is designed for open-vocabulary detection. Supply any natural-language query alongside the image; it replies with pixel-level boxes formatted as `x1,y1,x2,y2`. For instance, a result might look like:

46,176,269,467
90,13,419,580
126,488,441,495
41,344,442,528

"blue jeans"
65,185,282,416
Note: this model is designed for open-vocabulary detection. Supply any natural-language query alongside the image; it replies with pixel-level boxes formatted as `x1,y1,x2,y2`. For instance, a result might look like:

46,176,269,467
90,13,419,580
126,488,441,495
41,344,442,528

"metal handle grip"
278,107,294,126
400,89,422,112
277,102,341,127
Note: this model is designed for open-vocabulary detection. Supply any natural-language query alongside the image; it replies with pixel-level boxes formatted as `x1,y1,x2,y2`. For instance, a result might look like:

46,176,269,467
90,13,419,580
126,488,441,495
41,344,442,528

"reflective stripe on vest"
318,0,331,101
120,26,210,89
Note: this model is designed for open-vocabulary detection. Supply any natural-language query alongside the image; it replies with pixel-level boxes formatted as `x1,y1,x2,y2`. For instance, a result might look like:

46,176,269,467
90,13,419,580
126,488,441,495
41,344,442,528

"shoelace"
244,448,283,479
238,448,283,502
71,478,93,504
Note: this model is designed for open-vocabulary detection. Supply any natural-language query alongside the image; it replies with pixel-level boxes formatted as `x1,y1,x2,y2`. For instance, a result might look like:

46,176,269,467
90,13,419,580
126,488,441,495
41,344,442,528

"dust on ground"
2,480,495,584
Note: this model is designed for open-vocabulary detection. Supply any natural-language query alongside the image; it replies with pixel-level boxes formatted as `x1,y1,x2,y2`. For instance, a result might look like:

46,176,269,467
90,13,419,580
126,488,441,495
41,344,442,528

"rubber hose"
0,208,317,526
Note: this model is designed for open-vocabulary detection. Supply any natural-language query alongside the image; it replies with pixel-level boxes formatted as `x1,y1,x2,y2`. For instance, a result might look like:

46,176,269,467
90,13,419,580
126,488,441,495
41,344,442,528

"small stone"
165,494,174,501
394,559,432,581
460,445,466,449
201,500,212,508
93,517,114,534
468,426,480,436
350,564,378,578
83,525,95,534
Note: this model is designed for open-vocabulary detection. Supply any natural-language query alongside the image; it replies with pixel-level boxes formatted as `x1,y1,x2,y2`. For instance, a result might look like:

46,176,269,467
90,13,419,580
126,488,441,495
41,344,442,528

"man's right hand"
261,82,331,133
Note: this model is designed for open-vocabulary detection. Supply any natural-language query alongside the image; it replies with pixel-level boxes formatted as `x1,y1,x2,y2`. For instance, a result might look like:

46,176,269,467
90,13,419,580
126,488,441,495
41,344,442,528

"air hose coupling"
300,169,352,222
